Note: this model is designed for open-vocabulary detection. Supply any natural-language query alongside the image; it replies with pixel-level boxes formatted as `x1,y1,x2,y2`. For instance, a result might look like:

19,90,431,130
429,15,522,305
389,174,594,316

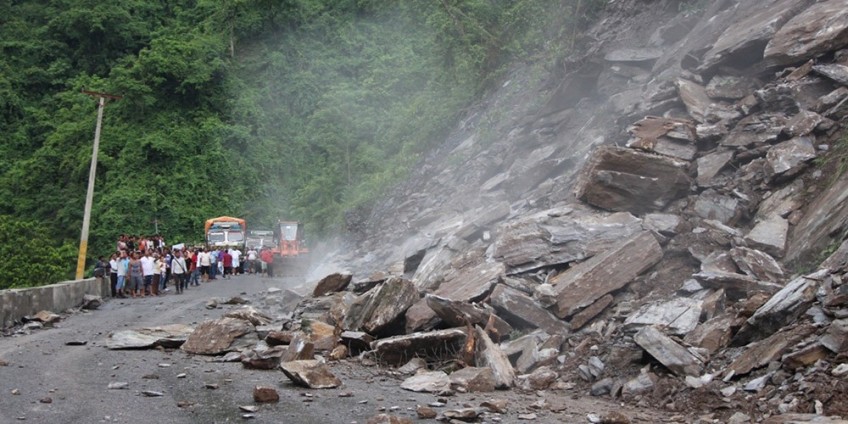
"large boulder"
488,285,569,336
575,147,691,215
550,231,663,319
763,0,848,68
181,317,254,355
342,277,419,336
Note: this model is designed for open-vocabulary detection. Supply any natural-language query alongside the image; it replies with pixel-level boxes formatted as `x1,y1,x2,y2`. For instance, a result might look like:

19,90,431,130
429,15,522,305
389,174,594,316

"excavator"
271,220,310,277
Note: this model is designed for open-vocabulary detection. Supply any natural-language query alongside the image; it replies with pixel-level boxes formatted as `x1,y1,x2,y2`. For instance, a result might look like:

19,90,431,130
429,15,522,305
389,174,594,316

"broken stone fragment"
253,386,279,403
81,294,102,310
181,317,254,355
736,273,819,344
726,324,815,377
782,342,829,370
684,314,734,354
280,333,315,363
574,147,691,215
692,190,743,225
488,284,569,336
241,345,287,370
106,324,195,350
369,328,467,366
729,247,784,283
721,114,785,147
365,414,412,424
706,75,757,100
570,294,614,330
763,0,848,68
785,110,824,137
633,326,703,377
425,294,512,341
224,307,272,326
312,272,353,297
32,310,61,324
745,216,789,258
696,151,734,187
342,277,419,337
449,367,496,392
551,231,663,319
624,297,702,335
400,370,451,393
820,319,848,353
280,360,341,389
474,325,515,389
766,136,816,178
520,365,559,391
676,78,713,123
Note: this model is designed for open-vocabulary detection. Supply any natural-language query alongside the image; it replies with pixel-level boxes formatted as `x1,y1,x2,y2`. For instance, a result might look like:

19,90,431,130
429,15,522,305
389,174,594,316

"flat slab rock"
575,147,690,215
280,360,341,389
475,326,515,389
107,324,195,349
370,328,467,366
624,297,702,335
763,0,848,68
633,326,703,377
400,370,451,393
342,277,419,336
181,317,254,355
312,272,352,297
488,284,569,336
551,231,662,319
736,274,819,344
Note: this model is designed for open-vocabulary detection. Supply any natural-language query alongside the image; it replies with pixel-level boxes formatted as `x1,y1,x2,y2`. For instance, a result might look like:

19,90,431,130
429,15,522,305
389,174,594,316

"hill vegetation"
0,0,598,288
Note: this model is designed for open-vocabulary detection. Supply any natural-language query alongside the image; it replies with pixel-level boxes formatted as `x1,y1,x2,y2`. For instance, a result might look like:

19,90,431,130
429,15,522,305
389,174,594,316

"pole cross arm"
81,90,123,100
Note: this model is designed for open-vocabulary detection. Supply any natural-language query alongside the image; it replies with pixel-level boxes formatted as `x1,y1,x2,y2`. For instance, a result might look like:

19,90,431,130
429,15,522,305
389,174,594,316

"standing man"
199,248,211,282
141,250,155,296
171,250,188,294
109,253,119,298
260,248,274,277
246,247,257,274
222,249,233,279
116,250,129,298
230,247,241,275
208,247,218,280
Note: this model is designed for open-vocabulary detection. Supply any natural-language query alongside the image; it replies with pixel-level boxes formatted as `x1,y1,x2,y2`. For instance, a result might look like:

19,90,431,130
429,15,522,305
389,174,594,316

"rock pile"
307,0,848,421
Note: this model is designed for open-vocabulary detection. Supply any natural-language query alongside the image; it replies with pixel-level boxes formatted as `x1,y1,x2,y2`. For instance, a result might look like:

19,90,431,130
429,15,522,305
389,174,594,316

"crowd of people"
93,235,278,298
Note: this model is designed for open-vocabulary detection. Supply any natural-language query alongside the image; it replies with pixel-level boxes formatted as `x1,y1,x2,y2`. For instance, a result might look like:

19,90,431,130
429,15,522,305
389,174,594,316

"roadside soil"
0,274,667,424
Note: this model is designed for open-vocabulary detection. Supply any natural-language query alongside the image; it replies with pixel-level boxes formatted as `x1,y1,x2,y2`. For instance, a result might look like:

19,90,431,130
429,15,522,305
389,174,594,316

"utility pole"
75,90,122,280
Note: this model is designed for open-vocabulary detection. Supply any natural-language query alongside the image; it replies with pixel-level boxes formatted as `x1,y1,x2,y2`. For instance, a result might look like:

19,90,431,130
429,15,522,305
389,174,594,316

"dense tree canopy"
0,0,597,288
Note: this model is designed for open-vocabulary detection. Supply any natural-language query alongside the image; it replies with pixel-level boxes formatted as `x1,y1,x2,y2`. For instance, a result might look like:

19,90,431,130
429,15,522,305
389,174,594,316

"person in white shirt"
109,253,119,297
116,251,129,298
199,248,211,282
140,251,155,296
230,248,242,275
170,250,188,294
246,248,257,274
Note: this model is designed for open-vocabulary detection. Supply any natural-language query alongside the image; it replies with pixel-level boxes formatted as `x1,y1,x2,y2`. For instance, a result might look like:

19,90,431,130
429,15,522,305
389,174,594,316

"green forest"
0,0,598,288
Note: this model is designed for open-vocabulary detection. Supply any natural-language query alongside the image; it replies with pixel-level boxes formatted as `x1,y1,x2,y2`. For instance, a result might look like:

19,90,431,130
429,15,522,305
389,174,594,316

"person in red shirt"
260,248,274,277
222,249,233,279
189,249,200,286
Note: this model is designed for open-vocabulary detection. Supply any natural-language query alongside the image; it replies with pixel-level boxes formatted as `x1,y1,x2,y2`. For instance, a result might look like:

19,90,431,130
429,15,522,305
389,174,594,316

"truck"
271,220,310,276
245,229,276,250
204,216,246,249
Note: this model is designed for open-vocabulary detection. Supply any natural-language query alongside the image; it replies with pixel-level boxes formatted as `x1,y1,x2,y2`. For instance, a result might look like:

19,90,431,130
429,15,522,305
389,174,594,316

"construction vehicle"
205,216,246,249
271,220,310,276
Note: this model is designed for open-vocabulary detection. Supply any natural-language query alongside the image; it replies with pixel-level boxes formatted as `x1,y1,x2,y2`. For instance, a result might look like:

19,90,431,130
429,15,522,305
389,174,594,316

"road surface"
0,274,664,424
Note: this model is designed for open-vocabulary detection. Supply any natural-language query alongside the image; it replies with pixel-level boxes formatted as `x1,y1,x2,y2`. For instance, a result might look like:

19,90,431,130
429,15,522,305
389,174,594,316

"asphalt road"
0,274,665,424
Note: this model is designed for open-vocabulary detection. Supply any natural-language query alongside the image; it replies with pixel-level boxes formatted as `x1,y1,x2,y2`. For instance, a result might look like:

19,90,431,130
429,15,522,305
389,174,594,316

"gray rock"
696,151,734,187
739,274,820,342
489,285,569,336
697,0,806,74
551,232,662,319
475,326,515,389
312,272,353,297
642,213,681,236
729,247,784,283
448,367,496,392
81,294,102,310
745,215,789,258
786,171,848,263
424,294,512,340
622,370,657,396
722,114,786,147
633,326,703,377
342,277,419,336
400,370,451,393
604,47,664,63
706,76,757,100
574,147,691,215
624,297,703,335
590,378,614,396
397,357,427,375
756,179,805,221
764,0,848,68
280,360,342,389
821,319,848,353
766,136,816,178
677,78,714,123
693,190,743,225
181,318,254,355
223,307,272,326
370,328,467,366
493,209,642,273
107,324,195,350
785,110,824,137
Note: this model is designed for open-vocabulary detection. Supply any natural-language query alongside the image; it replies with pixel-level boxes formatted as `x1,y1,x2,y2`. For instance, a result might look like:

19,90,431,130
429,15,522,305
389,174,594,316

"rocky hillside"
301,0,848,421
